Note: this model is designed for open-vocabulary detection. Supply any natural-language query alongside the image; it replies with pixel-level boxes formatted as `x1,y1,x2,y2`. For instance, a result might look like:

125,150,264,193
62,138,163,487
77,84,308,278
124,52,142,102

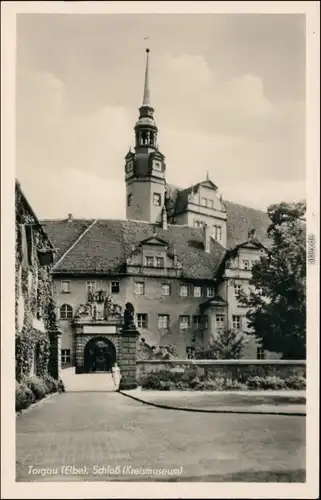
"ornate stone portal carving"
74,289,122,321
136,336,178,360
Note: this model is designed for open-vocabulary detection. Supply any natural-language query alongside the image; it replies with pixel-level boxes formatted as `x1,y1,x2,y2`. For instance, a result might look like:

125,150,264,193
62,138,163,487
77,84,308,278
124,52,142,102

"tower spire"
142,48,151,106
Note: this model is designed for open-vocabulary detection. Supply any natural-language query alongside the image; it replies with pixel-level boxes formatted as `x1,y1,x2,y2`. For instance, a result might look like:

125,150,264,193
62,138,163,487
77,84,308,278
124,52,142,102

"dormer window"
145,256,154,267
144,256,165,268
201,197,214,208
212,225,222,240
155,257,164,268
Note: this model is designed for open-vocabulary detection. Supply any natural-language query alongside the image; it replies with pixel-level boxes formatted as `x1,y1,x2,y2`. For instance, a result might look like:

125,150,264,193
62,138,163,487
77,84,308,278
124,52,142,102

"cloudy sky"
16,13,306,219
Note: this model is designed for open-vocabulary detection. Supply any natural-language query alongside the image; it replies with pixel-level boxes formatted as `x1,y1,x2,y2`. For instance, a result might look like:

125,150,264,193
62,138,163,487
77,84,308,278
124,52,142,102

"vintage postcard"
1,1,319,499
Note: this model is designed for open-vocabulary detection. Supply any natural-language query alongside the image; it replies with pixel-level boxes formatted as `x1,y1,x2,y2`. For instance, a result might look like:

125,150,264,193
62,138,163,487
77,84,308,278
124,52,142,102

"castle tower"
125,49,166,223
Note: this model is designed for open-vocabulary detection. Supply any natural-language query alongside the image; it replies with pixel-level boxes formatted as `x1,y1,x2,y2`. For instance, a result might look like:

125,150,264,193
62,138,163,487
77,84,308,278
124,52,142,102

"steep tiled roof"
223,201,270,248
42,198,270,278
41,219,94,259
50,219,226,280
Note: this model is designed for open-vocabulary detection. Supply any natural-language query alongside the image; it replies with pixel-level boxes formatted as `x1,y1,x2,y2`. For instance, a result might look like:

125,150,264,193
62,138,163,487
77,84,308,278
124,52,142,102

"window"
212,226,222,240
158,314,169,329
257,347,265,360
186,346,196,359
153,193,161,206
137,313,148,328
193,286,202,297
233,284,242,296
242,259,250,270
127,161,133,172
193,315,202,328
232,315,241,330
61,349,71,364
154,161,162,171
194,219,201,228
216,314,225,331
86,281,96,293
201,197,207,206
204,316,209,329
208,199,214,209
127,194,133,207
61,281,71,294
180,285,188,297
111,281,120,294
207,287,215,297
161,284,171,296
134,282,145,295
145,256,154,267
179,315,190,330
155,257,164,268
60,304,73,320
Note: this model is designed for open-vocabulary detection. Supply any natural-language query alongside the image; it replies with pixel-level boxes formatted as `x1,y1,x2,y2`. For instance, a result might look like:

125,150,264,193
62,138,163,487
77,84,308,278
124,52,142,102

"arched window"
60,304,73,320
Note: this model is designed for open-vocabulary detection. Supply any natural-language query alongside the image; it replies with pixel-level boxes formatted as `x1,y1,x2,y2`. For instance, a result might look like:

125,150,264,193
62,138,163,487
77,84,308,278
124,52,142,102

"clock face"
154,161,162,171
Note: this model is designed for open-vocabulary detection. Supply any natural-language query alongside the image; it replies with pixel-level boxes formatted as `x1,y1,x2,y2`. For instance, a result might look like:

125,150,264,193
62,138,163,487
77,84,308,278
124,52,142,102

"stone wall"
136,359,306,383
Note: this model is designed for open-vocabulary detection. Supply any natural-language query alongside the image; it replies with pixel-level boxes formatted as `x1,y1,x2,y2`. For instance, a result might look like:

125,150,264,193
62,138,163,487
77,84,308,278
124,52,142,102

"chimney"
161,206,168,230
203,223,211,253
68,213,73,223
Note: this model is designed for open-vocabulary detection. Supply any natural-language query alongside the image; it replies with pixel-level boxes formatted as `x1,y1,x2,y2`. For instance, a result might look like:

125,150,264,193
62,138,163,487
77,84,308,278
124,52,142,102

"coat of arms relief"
74,289,122,322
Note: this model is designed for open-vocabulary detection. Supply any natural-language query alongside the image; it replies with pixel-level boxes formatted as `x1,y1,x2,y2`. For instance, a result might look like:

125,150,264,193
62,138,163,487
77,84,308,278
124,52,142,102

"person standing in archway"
111,362,121,390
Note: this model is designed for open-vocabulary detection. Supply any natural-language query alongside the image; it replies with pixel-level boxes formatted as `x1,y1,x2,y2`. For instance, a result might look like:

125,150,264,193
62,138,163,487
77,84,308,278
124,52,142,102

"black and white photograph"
1,1,319,499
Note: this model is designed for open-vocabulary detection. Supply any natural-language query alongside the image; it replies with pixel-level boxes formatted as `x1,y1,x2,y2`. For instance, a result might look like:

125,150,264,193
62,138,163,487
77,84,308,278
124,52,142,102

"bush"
25,375,50,400
16,381,35,411
246,376,287,390
43,374,59,393
224,379,248,391
285,375,306,390
139,369,306,392
58,379,66,392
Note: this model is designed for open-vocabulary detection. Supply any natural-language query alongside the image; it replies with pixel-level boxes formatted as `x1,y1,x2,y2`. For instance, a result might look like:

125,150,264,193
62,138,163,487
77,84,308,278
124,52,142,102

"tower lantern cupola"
134,49,158,150
125,48,167,224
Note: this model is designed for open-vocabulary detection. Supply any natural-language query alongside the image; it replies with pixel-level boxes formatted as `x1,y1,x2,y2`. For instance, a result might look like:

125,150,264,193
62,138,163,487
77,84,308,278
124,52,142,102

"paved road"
16,389,306,482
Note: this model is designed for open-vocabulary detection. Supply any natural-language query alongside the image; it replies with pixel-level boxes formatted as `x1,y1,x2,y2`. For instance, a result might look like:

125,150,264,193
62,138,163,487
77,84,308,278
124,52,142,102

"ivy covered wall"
15,180,57,382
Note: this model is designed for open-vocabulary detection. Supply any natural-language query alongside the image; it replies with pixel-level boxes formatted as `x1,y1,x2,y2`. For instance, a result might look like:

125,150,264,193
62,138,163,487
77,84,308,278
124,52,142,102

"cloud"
16,51,305,219
19,166,126,219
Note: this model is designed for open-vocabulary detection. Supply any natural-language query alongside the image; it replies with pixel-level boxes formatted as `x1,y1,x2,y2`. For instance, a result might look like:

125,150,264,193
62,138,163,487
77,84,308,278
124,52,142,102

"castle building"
42,49,277,372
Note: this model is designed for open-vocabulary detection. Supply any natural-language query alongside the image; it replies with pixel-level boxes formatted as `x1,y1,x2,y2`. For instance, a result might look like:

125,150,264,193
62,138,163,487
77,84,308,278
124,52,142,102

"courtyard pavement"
16,375,306,483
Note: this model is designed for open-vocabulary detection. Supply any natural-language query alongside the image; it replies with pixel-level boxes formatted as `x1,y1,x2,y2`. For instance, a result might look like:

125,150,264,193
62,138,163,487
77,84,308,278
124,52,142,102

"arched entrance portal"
84,337,116,373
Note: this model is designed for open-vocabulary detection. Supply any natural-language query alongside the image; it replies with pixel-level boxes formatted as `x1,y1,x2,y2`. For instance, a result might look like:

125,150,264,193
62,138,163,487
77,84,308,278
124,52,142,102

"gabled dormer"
174,175,227,247
224,230,266,278
125,235,182,277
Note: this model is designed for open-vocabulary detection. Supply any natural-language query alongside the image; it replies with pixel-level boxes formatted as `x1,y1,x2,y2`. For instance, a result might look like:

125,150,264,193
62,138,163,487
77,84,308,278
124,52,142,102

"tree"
238,201,306,359
194,329,247,359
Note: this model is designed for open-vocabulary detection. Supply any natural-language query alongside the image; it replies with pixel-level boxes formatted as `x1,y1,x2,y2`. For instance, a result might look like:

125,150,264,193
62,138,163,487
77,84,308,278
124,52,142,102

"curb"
118,390,306,417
